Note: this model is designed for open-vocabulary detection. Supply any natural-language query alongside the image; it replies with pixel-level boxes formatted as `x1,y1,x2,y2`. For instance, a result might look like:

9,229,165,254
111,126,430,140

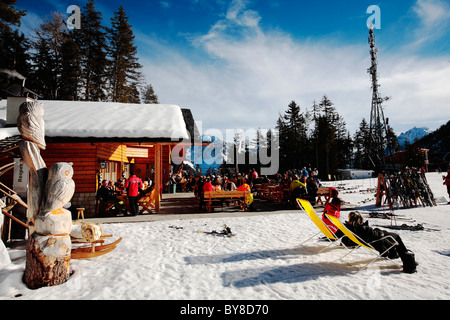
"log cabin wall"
41,143,98,217
41,143,98,193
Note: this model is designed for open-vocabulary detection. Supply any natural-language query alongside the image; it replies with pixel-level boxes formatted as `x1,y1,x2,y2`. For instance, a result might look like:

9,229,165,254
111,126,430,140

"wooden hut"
0,97,199,217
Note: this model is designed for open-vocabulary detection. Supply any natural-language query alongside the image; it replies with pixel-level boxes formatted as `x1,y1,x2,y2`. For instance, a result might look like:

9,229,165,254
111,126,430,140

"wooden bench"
138,189,159,214
316,187,333,206
254,184,268,199
138,195,153,214
203,190,250,212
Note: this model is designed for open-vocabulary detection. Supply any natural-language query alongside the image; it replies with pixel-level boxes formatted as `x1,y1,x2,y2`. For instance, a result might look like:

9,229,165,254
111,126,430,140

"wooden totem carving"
18,100,74,289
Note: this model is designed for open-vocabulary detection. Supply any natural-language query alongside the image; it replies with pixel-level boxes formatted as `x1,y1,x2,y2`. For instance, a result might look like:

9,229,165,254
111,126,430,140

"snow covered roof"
0,99,190,141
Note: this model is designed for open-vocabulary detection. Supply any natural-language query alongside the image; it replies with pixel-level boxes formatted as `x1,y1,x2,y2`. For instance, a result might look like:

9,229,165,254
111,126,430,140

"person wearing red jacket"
201,178,215,211
322,197,344,237
125,171,144,216
202,178,215,192
444,167,450,204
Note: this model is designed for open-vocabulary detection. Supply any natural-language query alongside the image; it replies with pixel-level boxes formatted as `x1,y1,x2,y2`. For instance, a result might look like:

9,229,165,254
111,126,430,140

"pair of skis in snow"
197,224,234,237
168,224,235,237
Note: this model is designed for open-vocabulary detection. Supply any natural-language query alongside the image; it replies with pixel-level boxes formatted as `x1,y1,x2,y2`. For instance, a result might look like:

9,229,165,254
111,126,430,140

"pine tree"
313,114,332,179
313,96,335,178
311,95,350,179
0,0,27,32
141,83,159,104
276,101,309,171
29,12,65,100
0,0,30,93
29,37,54,99
286,101,308,169
333,112,352,170
0,28,30,93
127,80,141,103
276,114,289,172
80,0,108,101
107,5,142,103
59,30,82,100
353,118,372,169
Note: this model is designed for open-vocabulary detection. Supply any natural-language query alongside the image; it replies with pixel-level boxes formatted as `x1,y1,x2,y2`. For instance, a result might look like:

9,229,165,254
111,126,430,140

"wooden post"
376,173,392,210
17,101,72,289
376,174,383,207
155,144,161,213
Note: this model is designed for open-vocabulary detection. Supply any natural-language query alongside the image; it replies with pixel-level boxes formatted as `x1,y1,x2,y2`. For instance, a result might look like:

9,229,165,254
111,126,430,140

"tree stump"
23,207,72,289
23,233,71,289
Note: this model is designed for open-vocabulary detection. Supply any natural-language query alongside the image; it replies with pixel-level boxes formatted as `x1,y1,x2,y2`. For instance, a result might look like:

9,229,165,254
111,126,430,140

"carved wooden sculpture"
18,101,73,289
17,101,46,150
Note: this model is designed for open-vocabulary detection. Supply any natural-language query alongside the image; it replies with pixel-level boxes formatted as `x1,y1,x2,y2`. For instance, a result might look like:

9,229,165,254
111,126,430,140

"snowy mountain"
397,127,431,148
413,120,450,160
189,134,227,174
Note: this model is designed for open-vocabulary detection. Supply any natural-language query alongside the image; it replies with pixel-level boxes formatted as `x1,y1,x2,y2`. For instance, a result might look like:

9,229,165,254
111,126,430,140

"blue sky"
16,0,450,136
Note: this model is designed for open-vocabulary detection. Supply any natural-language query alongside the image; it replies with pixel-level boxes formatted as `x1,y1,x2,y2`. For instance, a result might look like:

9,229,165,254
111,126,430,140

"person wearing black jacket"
306,176,318,206
345,211,417,273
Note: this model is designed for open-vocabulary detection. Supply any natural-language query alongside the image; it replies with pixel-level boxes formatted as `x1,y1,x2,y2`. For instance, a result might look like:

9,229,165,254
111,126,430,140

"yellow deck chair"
296,199,343,250
325,214,400,269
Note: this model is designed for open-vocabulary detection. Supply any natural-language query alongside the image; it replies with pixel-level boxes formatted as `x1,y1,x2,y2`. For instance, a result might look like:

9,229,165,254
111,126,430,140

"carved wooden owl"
41,162,75,213
17,101,46,150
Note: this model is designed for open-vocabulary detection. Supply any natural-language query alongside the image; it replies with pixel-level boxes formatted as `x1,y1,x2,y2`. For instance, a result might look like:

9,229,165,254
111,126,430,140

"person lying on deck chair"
345,211,418,273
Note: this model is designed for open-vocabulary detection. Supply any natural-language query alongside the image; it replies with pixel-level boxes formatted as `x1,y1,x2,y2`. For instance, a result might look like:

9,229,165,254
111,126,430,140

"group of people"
195,173,256,211
260,168,321,206
189,167,323,211
96,171,148,216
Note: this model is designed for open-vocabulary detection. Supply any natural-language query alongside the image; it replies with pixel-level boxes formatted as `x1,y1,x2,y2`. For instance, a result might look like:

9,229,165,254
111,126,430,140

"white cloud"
410,0,450,47
413,0,450,28
139,0,450,136
225,0,261,28
19,10,44,35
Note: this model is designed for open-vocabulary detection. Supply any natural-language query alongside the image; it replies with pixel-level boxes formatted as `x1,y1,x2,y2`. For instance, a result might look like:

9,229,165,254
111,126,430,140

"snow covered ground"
1,173,449,300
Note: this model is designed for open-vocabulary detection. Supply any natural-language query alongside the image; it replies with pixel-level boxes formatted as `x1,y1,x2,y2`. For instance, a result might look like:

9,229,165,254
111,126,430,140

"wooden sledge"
0,181,29,209
71,236,122,259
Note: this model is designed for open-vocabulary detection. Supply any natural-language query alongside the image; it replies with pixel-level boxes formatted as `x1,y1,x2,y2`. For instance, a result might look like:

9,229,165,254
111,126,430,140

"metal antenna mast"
368,26,390,172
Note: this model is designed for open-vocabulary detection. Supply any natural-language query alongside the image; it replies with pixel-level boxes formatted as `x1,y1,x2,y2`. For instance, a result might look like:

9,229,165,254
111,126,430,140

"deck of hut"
82,192,294,224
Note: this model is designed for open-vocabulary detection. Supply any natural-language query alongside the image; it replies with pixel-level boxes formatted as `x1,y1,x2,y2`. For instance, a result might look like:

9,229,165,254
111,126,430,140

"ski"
368,211,414,221
374,224,439,232
197,224,234,237
418,172,437,206
379,169,437,210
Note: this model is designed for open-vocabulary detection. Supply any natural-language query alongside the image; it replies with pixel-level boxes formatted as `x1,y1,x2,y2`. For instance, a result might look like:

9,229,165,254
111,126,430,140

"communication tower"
367,26,391,172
